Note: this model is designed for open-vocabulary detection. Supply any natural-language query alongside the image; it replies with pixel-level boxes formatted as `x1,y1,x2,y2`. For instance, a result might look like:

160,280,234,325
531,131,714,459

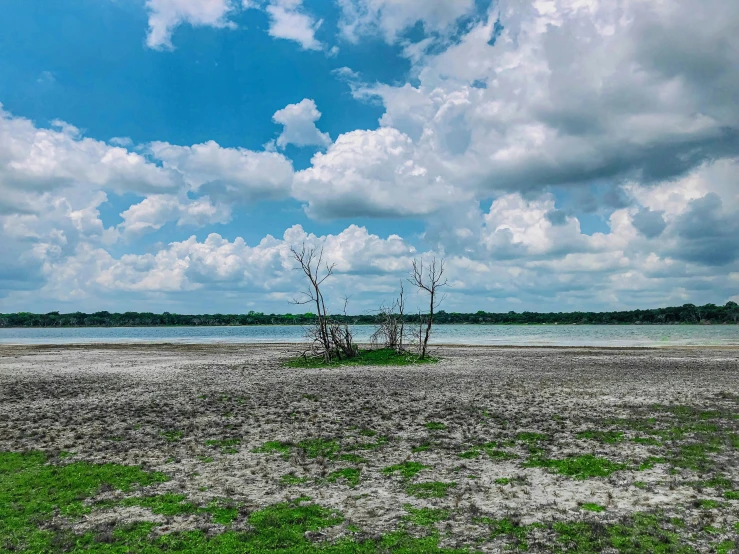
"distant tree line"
1,302,737,328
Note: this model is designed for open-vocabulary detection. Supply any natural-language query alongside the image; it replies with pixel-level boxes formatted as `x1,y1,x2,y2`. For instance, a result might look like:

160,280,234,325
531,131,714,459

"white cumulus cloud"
272,98,331,149
145,0,237,50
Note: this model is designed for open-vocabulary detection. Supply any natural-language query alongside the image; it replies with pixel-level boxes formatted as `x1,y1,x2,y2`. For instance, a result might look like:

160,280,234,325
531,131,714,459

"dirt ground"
1,344,738,552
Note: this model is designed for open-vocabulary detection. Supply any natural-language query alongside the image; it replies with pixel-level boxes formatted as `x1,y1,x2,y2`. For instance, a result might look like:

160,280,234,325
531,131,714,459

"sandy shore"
1,344,737,552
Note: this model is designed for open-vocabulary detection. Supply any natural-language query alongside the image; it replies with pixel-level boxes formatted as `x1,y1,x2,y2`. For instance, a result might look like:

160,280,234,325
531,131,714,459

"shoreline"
2,341,739,351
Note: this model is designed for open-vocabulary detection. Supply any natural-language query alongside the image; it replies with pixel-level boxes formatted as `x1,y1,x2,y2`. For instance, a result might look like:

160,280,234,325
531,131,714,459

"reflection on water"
1,324,738,347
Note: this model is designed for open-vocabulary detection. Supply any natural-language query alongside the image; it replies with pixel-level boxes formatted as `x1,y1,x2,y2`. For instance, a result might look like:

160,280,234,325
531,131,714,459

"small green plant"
339,454,367,464
494,477,511,485
697,499,721,509
383,461,430,480
286,348,439,368
252,440,291,458
524,454,626,479
458,449,481,459
580,503,606,512
475,517,536,550
281,473,311,485
327,468,361,488
405,481,456,498
638,456,666,470
723,490,739,500
484,445,518,460
425,422,447,431
161,430,183,442
403,505,449,526
411,443,432,453
350,436,389,451
302,393,318,401
517,432,547,443
205,438,240,454
298,438,340,459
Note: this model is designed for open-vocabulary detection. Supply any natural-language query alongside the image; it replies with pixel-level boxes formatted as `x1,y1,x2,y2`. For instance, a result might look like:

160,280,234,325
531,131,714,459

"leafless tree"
371,281,406,351
328,297,358,359
290,243,358,362
409,257,448,359
290,244,333,362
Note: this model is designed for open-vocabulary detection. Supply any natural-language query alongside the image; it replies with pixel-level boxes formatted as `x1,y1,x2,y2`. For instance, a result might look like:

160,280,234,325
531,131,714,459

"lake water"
0,324,738,347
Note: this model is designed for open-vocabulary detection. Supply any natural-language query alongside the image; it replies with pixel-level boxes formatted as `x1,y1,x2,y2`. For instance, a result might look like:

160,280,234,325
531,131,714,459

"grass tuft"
286,348,439,368
405,481,457,499
524,454,626,479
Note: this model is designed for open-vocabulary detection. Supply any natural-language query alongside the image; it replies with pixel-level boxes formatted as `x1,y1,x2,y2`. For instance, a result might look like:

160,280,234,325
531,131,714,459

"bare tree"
328,297,358,359
290,244,333,362
409,257,448,359
290,243,358,362
371,281,406,351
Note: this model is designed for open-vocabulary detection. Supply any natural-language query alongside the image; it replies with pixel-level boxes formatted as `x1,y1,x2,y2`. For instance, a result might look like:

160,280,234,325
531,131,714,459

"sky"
0,0,738,315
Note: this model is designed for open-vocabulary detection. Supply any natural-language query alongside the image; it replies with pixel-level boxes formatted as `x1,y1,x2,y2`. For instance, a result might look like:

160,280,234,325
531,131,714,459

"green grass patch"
475,517,538,550
494,478,511,485
724,490,739,500
411,443,432,453
425,422,447,431
119,493,197,516
671,443,720,471
458,449,481,459
286,348,439,368
484,447,518,460
349,436,389,451
580,503,606,512
327,468,361,488
205,438,240,454
697,499,721,509
638,456,666,470
298,438,340,459
161,430,183,442
383,461,429,480
577,430,624,443
252,440,291,458
403,505,449,526
0,450,167,552
0,453,509,554
339,454,367,464
405,481,457,499
302,393,319,401
280,473,311,485
524,454,626,479
554,512,692,553
517,432,547,443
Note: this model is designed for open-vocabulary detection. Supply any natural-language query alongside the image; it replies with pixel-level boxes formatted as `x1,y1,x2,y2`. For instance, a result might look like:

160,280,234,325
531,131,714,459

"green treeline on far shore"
1,302,737,328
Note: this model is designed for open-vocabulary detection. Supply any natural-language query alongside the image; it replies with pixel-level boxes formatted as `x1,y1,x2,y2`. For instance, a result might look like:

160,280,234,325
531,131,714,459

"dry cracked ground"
0,344,738,553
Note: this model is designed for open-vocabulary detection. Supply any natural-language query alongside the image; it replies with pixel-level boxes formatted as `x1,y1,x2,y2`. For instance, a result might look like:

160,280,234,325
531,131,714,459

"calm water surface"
1,325,738,347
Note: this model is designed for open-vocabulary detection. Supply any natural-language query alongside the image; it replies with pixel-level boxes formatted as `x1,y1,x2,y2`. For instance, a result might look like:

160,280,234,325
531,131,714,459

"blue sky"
0,0,737,314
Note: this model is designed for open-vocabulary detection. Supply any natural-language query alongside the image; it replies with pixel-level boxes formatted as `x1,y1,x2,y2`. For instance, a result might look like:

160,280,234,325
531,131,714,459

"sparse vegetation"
2,344,737,553
405,481,457,498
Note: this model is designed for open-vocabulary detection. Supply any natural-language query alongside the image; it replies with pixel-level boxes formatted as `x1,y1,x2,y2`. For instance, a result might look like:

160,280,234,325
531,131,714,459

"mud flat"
1,344,738,552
